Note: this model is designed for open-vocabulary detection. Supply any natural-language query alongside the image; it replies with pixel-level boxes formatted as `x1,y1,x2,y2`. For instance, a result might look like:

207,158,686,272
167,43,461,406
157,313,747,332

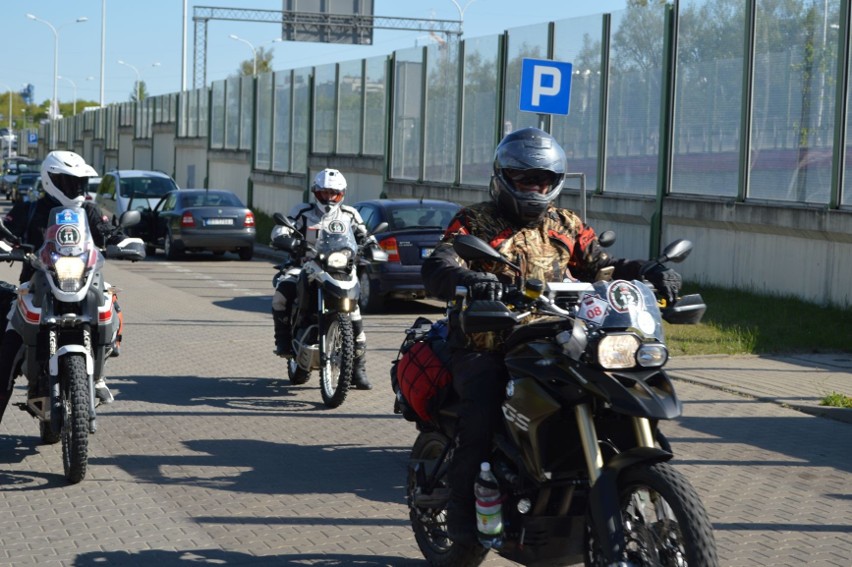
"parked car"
141,189,256,260
2,158,40,200
352,198,460,312
0,128,17,151
12,172,40,203
85,176,102,202
94,170,179,223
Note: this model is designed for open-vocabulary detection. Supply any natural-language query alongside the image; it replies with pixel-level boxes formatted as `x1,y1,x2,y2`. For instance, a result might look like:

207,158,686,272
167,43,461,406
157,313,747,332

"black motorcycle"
400,234,717,566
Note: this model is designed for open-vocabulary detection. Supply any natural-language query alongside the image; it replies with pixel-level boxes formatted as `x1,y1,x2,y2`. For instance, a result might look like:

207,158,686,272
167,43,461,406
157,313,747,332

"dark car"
353,198,460,312
12,173,40,203
141,189,256,260
2,158,40,200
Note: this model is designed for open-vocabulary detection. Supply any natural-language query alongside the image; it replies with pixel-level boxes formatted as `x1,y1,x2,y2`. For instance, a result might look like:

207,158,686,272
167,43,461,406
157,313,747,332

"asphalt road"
0,243,850,566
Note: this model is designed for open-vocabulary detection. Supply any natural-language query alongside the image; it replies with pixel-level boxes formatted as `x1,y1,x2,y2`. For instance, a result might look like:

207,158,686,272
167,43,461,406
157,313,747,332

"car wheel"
238,246,254,261
145,244,156,257
165,232,183,260
358,270,385,313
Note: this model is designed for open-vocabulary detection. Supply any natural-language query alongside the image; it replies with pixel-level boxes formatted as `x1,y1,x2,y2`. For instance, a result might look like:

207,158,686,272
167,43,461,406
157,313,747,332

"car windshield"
18,174,38,185
16,162,40,173
180,191,243,208
387,203,458,230
119,176,177,198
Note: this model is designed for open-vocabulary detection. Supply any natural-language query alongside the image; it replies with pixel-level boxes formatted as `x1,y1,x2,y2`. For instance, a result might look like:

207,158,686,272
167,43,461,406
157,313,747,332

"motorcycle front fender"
589,447,673,563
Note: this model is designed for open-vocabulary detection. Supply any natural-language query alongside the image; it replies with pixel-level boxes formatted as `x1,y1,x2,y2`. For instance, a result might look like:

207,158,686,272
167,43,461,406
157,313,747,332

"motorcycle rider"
0,151,144,425
271,167,377,390
421,127,682,543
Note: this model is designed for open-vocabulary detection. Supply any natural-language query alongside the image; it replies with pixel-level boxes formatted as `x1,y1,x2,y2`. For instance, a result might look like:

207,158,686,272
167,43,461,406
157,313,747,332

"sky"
0,0,628,109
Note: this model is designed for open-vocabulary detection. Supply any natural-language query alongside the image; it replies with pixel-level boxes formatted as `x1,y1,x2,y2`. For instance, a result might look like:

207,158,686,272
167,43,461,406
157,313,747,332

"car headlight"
326,251,350,269
597,333,668,370
53,256,87,292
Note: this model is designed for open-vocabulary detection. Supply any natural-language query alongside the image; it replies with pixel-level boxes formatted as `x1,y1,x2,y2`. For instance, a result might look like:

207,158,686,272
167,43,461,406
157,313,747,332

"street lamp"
229,34,258,76
448,0,477,36
57,76,78,116
26,13,88,148
117,59,142,102
0,84,12,159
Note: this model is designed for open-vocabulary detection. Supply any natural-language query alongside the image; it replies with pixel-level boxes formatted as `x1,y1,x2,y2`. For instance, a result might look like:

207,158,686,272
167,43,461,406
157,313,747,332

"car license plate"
205,218,233,226
420,247,434,259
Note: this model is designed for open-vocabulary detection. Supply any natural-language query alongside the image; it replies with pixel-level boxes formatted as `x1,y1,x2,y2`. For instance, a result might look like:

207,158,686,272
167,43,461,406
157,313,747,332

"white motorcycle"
0,207,144,483
271,212,387,408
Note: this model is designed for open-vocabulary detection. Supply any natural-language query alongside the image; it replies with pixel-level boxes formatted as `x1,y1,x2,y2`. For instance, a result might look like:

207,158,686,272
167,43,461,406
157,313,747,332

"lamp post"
1,84,12,159
229,34,257,76
57,76,78,116
448,0,477,36
26,13,88,148
117,59,142,102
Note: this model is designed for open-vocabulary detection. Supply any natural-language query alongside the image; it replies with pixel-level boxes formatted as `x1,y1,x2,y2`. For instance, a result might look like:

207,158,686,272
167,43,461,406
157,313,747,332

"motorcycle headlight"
326,250,350,269
53,256,87,292
597,333,668,370
637,344,668,368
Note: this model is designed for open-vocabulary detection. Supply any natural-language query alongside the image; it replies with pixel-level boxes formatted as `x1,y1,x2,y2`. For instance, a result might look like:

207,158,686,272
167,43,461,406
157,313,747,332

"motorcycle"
270,212,387,408
400,234,717,566
0,207,144,484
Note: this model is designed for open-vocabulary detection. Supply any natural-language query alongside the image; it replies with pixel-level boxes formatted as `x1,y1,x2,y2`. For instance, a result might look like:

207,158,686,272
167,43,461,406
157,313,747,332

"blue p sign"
519,58,573,116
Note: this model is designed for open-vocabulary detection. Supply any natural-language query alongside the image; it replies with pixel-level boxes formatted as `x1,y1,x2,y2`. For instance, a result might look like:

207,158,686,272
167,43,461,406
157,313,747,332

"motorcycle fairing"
36,207,104,303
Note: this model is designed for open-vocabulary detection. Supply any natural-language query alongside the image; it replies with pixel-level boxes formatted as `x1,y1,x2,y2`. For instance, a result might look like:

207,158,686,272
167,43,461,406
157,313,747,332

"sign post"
518,58,586,219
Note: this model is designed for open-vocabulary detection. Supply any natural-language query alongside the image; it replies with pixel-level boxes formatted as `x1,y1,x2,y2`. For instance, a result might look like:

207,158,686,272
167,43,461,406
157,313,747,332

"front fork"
576,404,669,564
47,327,98,434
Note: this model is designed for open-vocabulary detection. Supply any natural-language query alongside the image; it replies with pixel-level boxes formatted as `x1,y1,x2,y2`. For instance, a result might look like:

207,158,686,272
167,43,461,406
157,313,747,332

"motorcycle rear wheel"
40,420,60,445
60,354,90,484
408,432,489,567
319,313,354,408
584,461,718,566
287,358,310,385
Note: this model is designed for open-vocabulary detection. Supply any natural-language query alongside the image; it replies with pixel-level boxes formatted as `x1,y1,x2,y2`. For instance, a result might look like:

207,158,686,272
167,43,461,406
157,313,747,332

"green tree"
237,46,274,76
130,80,150,102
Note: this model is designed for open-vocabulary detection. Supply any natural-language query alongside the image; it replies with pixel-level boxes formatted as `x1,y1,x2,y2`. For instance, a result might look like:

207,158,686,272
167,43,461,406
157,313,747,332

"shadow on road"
73,548,424,566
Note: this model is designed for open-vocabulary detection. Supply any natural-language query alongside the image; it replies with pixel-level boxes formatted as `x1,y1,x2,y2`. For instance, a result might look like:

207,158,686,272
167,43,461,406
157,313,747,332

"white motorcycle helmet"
311,168,347,213
40,151,99,208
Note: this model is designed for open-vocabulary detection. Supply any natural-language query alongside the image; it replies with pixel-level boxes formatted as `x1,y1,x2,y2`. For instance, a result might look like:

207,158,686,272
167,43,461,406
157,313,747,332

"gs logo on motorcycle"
607,280,644,313
56,225,82,247
327,220,347,234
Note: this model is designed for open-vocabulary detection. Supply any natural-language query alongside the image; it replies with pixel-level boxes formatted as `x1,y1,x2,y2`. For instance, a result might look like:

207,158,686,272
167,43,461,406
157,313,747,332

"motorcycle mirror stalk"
452,234,522,275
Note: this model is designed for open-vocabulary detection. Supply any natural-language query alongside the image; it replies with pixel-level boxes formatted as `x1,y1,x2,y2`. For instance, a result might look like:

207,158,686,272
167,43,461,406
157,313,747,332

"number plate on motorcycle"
205,218,234,226
420,247,433,259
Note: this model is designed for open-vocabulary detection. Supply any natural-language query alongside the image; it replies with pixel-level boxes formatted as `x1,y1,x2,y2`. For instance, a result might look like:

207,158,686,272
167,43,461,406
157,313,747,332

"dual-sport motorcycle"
0,207,144,484
270,212,387,408
400,234,717,566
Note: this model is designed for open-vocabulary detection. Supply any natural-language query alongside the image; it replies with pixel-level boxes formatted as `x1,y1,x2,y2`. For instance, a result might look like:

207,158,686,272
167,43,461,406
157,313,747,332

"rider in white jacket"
271,168,376,390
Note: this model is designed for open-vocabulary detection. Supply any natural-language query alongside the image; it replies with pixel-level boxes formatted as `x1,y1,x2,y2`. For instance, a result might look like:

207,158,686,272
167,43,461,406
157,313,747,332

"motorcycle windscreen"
315,216,357,256
576,280,664,341
39,207,102,276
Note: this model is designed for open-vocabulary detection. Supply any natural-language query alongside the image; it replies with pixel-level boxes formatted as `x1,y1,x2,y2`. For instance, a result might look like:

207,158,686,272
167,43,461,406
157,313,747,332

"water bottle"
474,462,503,548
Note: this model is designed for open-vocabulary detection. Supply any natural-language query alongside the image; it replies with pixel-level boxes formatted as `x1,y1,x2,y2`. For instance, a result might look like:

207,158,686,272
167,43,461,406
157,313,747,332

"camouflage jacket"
421,201,641,350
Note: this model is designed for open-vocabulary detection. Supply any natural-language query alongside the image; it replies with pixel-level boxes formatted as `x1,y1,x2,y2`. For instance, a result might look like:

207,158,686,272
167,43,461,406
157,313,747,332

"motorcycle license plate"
420,247,433,259
205,218,234,226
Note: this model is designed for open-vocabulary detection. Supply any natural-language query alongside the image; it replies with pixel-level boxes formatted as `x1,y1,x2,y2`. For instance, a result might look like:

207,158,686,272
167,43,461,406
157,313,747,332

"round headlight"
597,334,640,369
326,251,349,269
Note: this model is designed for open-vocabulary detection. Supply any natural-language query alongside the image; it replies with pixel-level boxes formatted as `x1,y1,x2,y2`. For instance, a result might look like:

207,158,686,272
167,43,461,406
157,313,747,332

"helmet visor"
503,168,562,194
314,188,344,204
49,172,89,200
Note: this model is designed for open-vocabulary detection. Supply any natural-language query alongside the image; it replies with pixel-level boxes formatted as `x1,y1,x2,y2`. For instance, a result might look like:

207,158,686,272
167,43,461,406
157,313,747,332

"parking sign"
519,58,573,115
28,132,38,144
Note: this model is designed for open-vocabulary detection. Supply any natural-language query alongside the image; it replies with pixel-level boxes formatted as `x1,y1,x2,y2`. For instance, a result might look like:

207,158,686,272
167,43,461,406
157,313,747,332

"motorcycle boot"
272,309,292,357
351,325,371,389
95,377,115,405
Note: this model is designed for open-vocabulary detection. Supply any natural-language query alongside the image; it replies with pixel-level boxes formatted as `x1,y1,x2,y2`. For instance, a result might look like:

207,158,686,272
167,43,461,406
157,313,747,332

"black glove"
462,272,503,301
645,266,682,304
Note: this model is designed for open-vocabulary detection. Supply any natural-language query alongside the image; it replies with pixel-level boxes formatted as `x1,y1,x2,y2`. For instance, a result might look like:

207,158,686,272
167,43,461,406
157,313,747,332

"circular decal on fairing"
327,219,347,234
56,225,82,247
607,280,644,313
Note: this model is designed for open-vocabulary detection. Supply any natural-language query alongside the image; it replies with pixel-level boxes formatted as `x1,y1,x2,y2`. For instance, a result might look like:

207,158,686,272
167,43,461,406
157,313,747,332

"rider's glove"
645,266,682,304
462,272,503,301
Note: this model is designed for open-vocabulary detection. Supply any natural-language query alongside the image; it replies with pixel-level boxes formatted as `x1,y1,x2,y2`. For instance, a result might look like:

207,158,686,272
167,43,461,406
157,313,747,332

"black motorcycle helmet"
489,127,567,225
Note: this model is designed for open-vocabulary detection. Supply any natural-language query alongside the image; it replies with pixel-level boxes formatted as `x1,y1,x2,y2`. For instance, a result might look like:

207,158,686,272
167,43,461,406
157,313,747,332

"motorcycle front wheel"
584,461,718,566
319,313,354,408
60,354,90,484
408,432,488,567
